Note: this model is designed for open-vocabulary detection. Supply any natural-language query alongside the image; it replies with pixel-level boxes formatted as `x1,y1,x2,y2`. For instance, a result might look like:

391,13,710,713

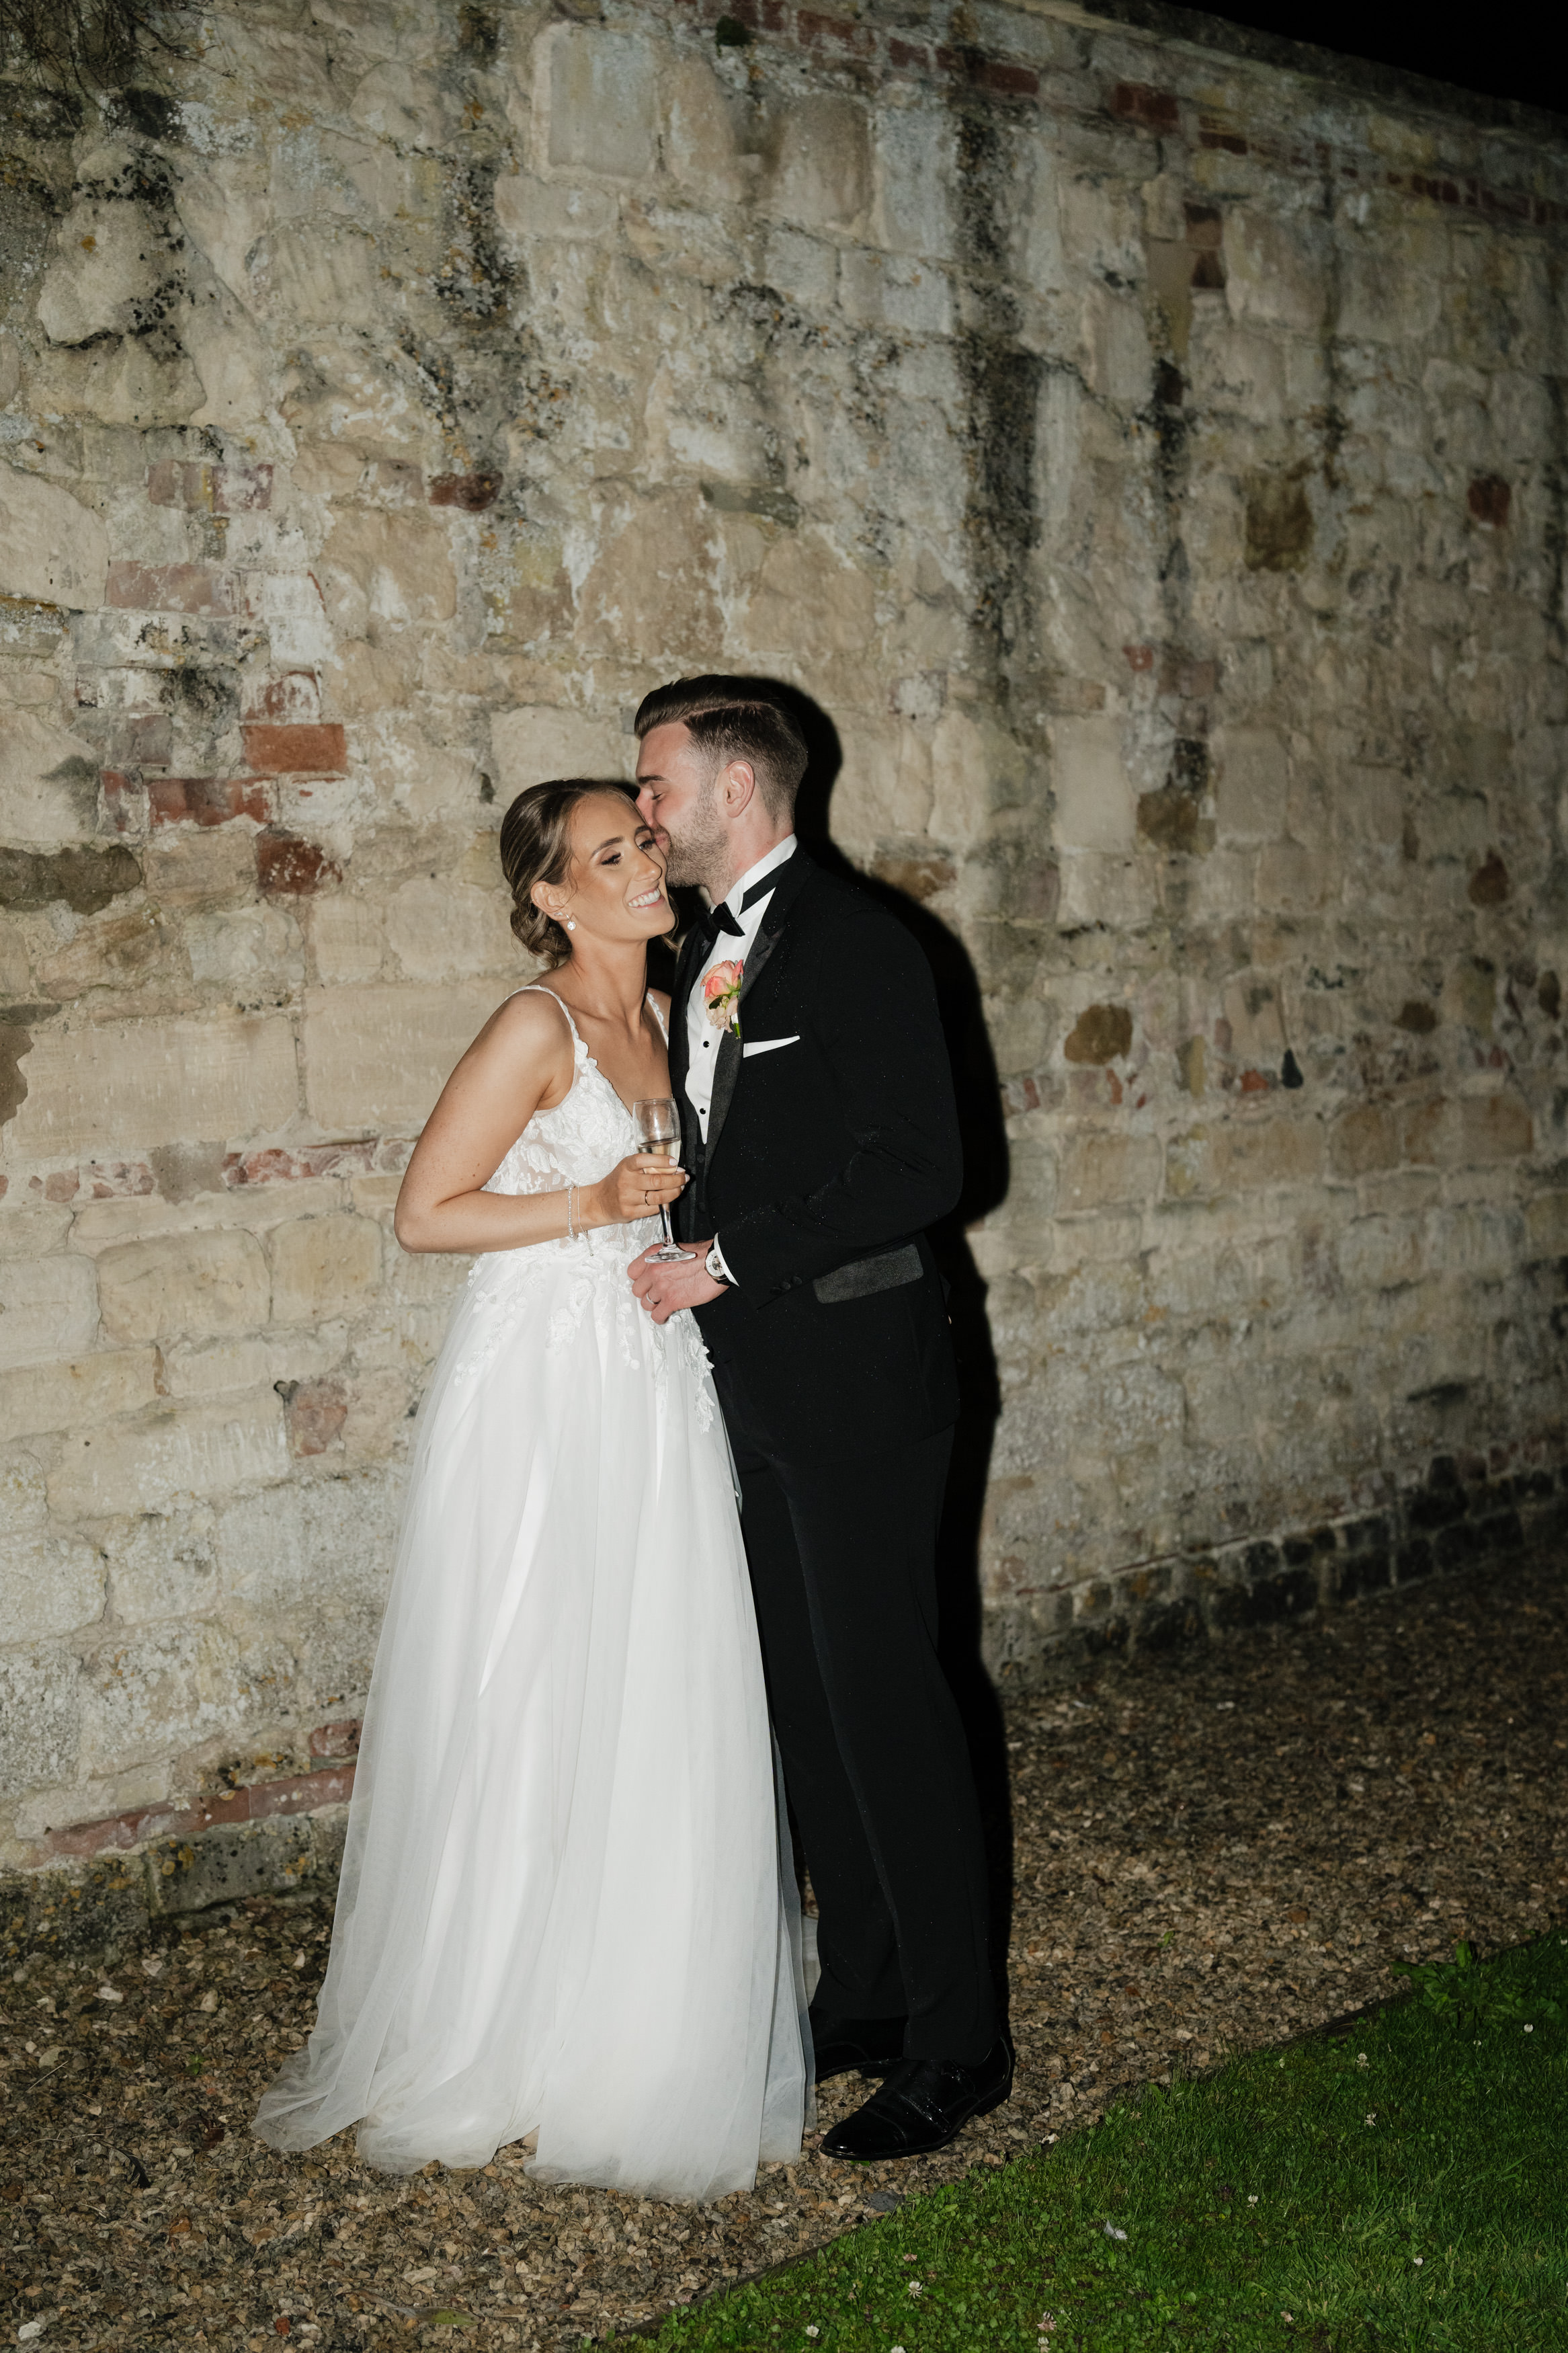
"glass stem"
657,1201,676,1250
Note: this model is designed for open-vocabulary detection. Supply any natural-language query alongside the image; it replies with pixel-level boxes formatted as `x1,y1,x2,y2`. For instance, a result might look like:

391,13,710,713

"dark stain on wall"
0,1002,58,1130
1245,473,1315,572
0,845,141,916
948,55,1043,683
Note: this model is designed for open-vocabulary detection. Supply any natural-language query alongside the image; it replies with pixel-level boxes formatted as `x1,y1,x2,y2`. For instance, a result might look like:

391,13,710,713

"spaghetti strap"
516,983,583,1051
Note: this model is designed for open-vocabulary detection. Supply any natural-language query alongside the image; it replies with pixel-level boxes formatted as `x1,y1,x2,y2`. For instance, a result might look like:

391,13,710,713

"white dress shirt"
684,834,796,1140
685,834,796,1283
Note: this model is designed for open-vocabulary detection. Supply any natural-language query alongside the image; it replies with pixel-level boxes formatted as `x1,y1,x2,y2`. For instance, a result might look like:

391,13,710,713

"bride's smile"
535,803,677,955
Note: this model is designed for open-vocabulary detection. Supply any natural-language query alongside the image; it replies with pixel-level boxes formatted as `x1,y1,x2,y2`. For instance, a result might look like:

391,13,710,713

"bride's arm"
394,993,684,1254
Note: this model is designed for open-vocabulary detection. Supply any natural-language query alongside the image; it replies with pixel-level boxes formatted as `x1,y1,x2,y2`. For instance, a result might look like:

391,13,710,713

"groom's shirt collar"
715,832,797,923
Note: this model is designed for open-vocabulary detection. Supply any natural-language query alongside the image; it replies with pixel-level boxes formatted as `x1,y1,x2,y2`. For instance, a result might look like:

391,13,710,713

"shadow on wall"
781,681,1018,2018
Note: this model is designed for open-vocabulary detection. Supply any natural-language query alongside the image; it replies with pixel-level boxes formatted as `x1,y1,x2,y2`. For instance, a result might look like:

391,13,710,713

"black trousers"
724,1410,997,2064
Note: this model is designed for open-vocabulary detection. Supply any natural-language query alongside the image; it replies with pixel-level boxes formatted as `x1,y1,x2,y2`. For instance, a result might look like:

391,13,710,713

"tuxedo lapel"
702,852,813,1167
706,1028,741,1160
735,923,782,1006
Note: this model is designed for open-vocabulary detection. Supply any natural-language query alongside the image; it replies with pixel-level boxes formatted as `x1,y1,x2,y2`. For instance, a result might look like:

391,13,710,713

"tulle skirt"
254,1235,811,2200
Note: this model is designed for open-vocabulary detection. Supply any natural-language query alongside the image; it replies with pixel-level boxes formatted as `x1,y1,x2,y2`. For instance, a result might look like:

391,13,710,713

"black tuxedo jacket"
671,850,962,1460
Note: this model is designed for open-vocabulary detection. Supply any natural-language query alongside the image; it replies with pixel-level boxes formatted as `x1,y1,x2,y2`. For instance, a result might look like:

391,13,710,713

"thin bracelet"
565,1183,578,1241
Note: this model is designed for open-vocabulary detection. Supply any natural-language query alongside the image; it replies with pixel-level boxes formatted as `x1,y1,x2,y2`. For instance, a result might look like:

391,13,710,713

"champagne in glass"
632,1097,694,1263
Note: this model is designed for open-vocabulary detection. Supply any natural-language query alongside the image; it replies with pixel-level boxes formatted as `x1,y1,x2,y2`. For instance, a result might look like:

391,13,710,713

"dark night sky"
1189,3,1554,118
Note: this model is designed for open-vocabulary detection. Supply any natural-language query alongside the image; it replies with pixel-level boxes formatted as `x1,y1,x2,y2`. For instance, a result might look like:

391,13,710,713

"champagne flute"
632,1097,694,1263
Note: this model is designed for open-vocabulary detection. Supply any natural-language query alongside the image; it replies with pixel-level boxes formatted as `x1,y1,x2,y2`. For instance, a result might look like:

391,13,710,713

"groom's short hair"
633,675,809,822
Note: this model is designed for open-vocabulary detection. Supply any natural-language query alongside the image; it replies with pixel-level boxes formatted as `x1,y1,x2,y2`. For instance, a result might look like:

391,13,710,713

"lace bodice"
484,986,655,1251
452,988,712,1417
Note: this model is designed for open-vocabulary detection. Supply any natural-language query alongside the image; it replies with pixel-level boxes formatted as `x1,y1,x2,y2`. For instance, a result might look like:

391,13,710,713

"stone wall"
2,0,1567,1911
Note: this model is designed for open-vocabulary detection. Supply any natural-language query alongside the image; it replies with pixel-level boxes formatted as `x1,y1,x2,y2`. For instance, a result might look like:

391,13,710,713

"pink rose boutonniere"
703,959,744,1039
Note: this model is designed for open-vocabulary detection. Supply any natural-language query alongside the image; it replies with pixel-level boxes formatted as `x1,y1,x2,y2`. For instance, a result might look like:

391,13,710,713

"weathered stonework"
2,1,1566,1911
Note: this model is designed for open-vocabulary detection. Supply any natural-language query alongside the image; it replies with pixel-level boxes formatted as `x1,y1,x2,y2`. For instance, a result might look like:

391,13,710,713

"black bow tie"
694,899,745,951
693,865,788,951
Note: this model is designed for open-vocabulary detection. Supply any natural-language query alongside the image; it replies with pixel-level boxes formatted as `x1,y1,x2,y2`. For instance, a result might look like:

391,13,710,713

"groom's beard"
659,772,729,893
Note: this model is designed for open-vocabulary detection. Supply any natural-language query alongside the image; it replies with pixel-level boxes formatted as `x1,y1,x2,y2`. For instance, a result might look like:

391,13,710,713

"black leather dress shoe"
809,2011,907,2086
819,2034,1014,2159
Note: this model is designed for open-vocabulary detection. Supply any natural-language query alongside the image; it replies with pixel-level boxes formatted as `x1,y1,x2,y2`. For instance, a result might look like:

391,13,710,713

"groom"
628,675,1009,2160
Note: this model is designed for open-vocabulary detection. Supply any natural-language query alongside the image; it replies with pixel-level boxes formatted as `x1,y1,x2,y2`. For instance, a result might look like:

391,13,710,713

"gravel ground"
3,1554,1563,2352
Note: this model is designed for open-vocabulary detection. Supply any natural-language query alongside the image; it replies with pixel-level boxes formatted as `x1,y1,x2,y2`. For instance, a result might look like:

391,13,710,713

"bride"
254,779,811,2199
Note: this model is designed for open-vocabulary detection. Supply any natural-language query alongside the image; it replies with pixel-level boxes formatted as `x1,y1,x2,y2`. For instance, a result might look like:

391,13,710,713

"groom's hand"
628,1241,725,1323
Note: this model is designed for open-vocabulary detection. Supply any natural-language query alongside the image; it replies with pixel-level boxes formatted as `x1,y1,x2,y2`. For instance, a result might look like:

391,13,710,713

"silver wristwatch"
704,1244,733,1287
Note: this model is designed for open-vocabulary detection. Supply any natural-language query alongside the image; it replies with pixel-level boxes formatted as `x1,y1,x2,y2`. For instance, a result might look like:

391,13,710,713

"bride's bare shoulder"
488,984,564,1034
467,985,573,1073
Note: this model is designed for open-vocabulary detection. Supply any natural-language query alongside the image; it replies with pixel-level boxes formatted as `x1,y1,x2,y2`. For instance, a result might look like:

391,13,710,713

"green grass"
626,1931,1568,2352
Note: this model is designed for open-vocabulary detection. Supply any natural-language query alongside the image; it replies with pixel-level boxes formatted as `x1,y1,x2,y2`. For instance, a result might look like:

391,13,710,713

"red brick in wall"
241,723,348,775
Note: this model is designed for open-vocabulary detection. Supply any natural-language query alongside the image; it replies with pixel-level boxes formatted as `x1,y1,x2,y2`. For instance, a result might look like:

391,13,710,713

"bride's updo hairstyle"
498,777,640,967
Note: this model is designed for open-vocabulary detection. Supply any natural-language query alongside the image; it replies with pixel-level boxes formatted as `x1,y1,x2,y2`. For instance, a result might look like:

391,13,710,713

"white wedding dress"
254,988,811,2200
